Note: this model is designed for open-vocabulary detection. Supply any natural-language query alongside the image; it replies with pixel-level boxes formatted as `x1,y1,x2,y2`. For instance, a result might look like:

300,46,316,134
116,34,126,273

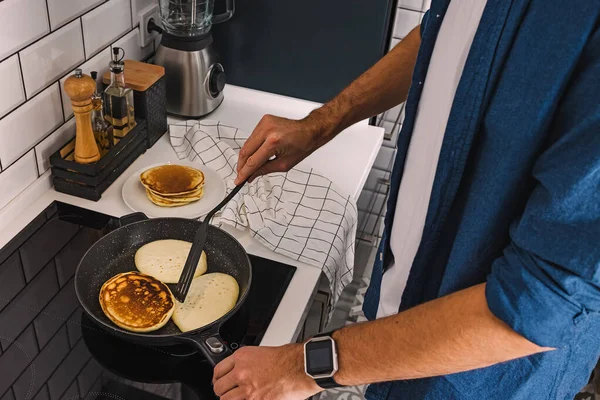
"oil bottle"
104,47,135,138
90,71,114,152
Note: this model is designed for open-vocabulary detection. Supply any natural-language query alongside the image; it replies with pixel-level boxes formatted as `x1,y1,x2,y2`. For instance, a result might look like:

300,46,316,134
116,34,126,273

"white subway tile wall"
359,0,429,243
81,0,132,58
0,151,38,210
47,0,104,31
0,0,49,60
20,19,85,98
0,56,26,119
0,84,63,168
0,0,158,210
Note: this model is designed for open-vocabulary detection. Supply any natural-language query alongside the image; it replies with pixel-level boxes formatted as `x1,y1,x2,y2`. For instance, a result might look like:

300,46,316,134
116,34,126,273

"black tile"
88,376,103,399
0,213,46,266
32,386,50,400
33,280,78,349
58,380,78,400
12,327,69,400
0,326,38,397
54,227,102,288
47,340,91,400
19,219,79,282
1,388,15,400
0,264,58,351
45,203,58,220
65,310,82,348
77,359,103,398
0,252,25,312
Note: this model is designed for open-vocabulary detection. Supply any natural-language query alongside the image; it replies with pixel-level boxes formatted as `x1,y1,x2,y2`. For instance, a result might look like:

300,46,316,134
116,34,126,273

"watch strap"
315,376,341,389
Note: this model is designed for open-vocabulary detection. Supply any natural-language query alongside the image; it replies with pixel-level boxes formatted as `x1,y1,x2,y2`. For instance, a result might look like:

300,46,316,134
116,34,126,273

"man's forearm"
332,284,552,386
307,26,422,144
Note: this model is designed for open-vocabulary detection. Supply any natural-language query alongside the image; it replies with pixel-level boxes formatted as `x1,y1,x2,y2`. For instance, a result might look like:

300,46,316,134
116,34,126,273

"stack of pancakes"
140,165,205,207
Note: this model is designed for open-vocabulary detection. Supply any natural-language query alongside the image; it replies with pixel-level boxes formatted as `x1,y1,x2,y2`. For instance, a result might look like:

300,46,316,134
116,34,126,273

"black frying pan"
74,213,252,366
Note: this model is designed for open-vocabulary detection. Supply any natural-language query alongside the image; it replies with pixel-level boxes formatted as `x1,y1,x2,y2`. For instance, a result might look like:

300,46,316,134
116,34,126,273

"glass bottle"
90,71,114,153
104,47,136,139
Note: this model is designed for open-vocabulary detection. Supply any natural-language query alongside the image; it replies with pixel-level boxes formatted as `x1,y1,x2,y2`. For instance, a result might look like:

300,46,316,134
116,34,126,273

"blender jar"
159,0,234,37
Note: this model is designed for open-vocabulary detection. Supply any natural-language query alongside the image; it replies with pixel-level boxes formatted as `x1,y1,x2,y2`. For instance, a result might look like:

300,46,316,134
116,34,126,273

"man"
212,1,600,399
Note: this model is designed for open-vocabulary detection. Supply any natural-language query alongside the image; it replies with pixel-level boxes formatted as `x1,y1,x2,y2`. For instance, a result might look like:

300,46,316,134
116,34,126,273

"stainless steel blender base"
154,34,225,117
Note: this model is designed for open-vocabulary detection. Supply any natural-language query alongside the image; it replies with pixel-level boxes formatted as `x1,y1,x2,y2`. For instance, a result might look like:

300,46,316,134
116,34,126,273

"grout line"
398,5,427,13
57,79,66,122
44,0,51,31
80,18,87,60
0,149,37,174
129,0,135,28
33,149,40,178
16,53,27,101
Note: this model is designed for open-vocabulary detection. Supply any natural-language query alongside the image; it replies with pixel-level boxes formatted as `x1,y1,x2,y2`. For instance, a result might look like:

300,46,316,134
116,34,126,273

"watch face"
305,338,334,376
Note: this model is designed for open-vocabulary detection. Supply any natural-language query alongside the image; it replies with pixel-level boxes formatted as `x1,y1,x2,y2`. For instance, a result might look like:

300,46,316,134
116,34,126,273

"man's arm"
332,283,550,386
212,284,551,400
234,26,422,184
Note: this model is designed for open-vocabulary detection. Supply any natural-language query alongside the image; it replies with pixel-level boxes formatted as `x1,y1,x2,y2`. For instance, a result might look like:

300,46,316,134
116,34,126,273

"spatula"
173,179,248,303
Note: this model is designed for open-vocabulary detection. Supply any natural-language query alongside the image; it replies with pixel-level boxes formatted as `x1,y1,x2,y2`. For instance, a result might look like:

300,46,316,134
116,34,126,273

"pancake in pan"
99,272,175,333
172,273,239,332
135,239,207,284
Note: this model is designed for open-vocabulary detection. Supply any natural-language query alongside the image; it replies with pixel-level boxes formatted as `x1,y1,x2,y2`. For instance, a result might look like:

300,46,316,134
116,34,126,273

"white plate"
122,161,227,219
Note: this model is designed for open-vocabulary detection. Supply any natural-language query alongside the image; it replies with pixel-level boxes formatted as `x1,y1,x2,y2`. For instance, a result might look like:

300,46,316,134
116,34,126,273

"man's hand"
212,344,322,400
234,114,328,185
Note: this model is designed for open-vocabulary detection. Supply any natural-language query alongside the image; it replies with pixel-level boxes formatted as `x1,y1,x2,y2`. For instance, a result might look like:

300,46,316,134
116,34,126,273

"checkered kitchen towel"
169,120,358,308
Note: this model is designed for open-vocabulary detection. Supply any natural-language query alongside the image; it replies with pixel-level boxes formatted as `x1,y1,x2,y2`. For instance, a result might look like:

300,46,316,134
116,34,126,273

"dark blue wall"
211,0,395,103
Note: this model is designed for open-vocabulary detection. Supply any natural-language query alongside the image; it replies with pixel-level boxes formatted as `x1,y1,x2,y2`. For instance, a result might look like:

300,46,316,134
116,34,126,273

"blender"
152,0,234,117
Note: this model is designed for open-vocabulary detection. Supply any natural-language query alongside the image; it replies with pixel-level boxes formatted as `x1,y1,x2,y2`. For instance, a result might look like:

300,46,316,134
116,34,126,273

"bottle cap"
74,68,83,78
110,48,125,73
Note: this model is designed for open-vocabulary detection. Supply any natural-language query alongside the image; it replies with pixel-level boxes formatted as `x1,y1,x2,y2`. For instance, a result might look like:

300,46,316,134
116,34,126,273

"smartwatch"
303,331,342,389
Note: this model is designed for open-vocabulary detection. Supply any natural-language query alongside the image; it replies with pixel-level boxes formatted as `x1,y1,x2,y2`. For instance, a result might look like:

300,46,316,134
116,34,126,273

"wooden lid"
102,59,165,91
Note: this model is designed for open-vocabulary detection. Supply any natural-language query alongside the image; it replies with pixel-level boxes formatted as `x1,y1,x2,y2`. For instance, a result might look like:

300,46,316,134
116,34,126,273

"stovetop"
0,202,296,400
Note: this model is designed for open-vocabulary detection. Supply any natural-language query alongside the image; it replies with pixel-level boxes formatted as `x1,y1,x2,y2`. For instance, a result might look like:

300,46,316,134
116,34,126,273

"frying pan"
74,213,252,366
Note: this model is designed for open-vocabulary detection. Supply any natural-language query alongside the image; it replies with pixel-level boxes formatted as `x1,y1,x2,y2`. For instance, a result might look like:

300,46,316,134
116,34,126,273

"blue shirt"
362,1,600,399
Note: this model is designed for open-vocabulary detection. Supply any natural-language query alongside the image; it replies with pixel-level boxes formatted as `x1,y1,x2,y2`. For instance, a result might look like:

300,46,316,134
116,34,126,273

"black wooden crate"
133,76,168,148
50,120,146,175
50,120,147,201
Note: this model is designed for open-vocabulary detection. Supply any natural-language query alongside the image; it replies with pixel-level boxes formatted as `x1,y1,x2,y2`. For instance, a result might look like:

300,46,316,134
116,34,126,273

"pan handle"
114,212,148,227
178,332,233,367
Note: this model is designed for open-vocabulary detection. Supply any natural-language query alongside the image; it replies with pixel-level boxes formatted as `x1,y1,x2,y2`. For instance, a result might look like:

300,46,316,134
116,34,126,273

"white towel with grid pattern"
169,120,358,307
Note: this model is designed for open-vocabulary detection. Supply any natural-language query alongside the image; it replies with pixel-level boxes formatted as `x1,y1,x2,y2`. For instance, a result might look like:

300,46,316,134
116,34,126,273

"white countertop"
0,85,383,346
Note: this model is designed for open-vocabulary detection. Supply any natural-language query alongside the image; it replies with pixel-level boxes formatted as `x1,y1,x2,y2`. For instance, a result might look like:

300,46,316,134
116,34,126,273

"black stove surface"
0,202,295,400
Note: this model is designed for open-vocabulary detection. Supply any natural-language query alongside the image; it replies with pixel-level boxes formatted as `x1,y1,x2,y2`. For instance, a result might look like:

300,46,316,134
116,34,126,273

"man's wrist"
304,106,344,146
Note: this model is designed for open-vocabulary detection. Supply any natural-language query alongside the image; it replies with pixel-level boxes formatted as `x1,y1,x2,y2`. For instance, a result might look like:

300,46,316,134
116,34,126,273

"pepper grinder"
64,69,101,164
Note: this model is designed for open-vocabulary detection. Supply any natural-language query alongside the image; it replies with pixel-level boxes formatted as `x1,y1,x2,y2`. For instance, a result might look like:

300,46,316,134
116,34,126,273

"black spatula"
174,179,248,303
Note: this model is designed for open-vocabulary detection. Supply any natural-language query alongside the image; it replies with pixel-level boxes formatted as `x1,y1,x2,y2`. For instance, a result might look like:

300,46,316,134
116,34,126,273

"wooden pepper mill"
64,69,101,164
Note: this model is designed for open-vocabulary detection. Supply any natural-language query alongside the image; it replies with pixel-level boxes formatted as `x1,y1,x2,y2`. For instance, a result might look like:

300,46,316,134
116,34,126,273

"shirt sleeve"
485,27,600,348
